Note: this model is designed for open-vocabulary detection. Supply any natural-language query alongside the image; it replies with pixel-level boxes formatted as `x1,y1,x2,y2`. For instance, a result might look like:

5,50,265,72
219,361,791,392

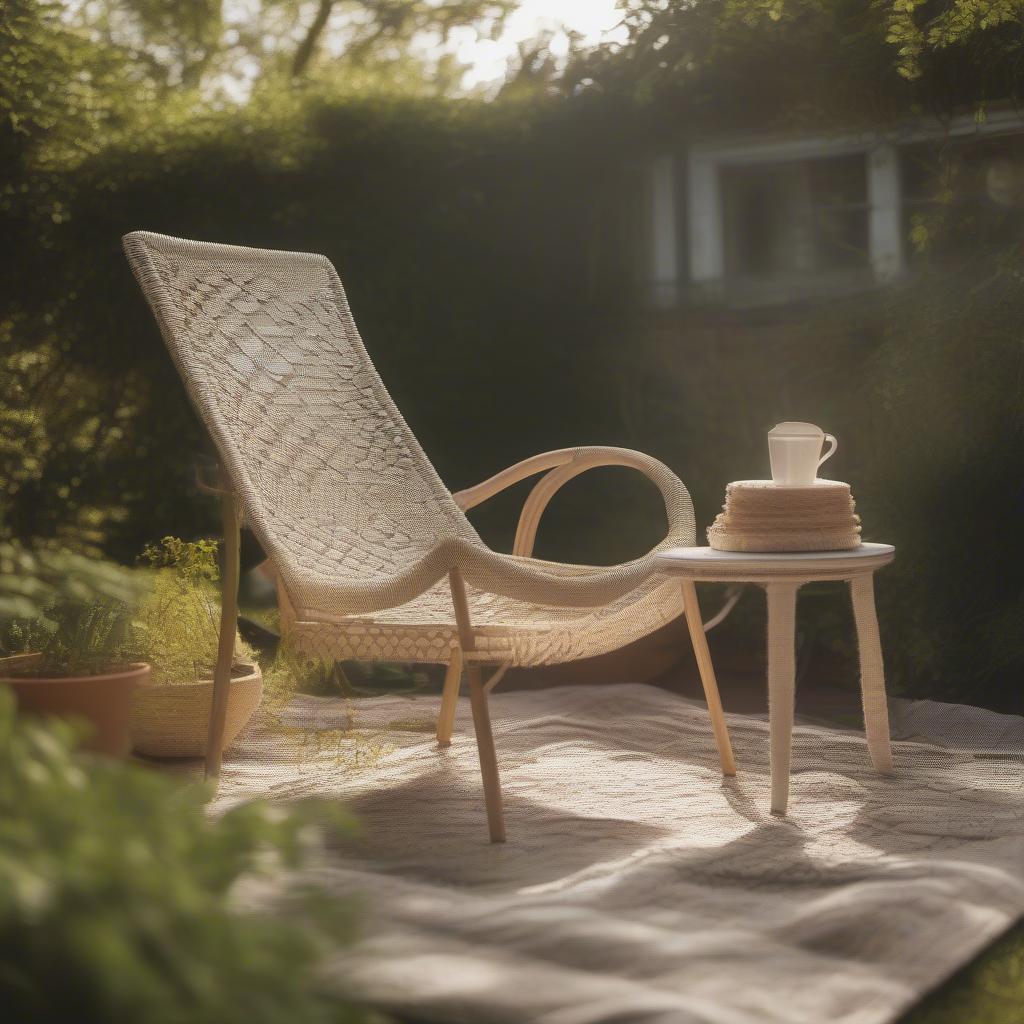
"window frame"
686,134,903,298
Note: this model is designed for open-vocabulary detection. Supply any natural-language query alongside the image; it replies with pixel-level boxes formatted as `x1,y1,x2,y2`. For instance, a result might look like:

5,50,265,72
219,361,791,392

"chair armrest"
452,449,576,511
292,450,694,620
452,446,694,557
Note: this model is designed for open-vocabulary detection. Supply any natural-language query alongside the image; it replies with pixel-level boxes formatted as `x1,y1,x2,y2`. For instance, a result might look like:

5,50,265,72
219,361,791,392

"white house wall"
649,155,680,307
867,143,903,283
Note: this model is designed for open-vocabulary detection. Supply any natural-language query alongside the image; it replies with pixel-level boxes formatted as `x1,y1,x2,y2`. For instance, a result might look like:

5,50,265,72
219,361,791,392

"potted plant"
130,537,262,758
0,598,148,756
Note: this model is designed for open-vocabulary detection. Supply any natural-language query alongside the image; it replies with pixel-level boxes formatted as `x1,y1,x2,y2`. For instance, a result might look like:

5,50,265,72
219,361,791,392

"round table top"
654,542,895,582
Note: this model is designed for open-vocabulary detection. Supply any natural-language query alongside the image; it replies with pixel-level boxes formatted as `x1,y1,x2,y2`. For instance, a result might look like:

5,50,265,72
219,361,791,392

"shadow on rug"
218,684,1024,1024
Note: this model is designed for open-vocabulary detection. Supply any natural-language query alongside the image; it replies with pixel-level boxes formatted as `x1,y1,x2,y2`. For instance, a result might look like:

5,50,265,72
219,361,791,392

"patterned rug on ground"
216,683,1024,1024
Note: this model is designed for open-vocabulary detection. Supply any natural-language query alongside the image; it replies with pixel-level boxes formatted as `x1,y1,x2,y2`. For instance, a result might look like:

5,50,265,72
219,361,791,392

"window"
721,155,870,287
651,114,1024,309
680,136,905,306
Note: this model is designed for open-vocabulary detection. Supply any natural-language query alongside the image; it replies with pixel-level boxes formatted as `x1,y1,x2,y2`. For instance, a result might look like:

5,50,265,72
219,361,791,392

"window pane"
721,153,869,291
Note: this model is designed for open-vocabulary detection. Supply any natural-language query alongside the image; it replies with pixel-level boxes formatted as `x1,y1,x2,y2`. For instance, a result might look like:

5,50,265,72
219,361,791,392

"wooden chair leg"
206,488,241,780
850,573,895,775
680,580,736,776
467,662,506,843
437,646,463,747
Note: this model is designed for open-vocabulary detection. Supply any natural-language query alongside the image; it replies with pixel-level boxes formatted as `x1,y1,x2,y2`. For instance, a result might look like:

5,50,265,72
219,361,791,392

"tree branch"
291,0,335,78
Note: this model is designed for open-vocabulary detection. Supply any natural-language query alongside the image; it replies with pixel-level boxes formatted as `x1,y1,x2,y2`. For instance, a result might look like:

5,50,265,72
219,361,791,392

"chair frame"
123,229,735,843
204,447,737,843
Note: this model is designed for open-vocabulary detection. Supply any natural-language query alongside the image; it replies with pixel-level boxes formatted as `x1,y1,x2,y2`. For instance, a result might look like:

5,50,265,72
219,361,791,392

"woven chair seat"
285,570,685,667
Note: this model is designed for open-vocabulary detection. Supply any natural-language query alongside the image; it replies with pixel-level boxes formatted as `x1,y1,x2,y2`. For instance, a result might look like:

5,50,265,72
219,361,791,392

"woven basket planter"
130,663,262,759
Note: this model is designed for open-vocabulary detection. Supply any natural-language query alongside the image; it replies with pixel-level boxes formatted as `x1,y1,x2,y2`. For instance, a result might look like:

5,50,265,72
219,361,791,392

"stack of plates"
707,479,861,552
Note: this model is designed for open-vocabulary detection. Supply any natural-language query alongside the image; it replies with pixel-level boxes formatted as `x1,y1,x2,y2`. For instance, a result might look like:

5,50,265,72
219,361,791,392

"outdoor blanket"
218,683,1024,1024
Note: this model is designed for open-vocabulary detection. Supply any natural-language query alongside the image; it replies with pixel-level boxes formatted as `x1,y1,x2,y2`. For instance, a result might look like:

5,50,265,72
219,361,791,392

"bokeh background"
3,0,1024,711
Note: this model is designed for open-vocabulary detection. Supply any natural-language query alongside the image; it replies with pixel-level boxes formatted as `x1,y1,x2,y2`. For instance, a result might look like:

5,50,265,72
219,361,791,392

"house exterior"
642,108,1024,309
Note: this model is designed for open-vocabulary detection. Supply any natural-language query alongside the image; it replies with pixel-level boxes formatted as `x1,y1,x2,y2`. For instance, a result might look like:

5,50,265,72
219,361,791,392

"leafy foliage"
67,0,516,96
902,921,1024,1023
0,543,140,626
1,82,636,561
2,536,261,681
9,596,142,678
854,246,1024,705
884,0,1024,80
141,535,220,580
568,0,1024,127
0,686,372,1024
136,536,255,684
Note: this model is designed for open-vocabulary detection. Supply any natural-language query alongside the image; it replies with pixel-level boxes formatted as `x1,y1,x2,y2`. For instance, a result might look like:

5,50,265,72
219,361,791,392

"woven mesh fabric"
282,572,686,666
123,231,695,666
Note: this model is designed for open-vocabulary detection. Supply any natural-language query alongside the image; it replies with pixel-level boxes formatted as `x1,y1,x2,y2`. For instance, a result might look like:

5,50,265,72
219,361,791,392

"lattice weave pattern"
124,232,696,667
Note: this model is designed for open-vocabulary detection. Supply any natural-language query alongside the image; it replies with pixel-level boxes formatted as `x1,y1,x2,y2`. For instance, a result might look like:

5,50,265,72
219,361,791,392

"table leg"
765,582,799,815
850,573,894,775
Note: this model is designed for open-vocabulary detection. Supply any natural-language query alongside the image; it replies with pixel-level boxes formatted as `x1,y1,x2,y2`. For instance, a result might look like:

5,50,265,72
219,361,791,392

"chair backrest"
124,231,480,617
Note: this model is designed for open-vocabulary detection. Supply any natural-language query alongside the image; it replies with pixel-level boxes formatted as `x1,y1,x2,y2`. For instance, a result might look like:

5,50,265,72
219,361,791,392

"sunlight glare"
457,0,627,90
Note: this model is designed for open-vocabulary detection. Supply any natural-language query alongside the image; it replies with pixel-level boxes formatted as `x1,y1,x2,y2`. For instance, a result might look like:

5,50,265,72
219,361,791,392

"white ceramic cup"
768,422,837,486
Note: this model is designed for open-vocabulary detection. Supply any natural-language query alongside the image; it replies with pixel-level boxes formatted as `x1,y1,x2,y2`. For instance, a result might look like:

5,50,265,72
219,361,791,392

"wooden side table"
655,543,896,815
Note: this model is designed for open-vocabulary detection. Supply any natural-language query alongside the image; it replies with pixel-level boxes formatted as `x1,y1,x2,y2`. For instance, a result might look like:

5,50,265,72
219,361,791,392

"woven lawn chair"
123,231,735,842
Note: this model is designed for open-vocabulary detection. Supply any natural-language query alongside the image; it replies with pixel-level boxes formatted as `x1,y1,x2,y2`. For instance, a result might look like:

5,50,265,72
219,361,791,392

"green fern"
3,596,143,677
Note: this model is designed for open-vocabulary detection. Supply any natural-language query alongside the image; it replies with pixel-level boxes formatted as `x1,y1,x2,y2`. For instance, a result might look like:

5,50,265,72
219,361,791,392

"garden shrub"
852,251,1024,708
0,88,639,563
611,246,1024,710
0,686,373,1024
136,536,255,684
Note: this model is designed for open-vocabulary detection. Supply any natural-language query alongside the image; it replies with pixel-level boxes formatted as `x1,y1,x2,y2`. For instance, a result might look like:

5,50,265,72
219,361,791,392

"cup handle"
817,433,838,470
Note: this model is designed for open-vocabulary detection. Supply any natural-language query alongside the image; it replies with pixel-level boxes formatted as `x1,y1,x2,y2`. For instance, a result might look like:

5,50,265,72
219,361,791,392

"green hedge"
3,89,1021,709
1,90,647,561
613,259,1024,710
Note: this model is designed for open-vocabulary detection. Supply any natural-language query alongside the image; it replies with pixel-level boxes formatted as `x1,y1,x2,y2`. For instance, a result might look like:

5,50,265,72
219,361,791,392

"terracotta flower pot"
0,655,150,757
130,663,263,759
